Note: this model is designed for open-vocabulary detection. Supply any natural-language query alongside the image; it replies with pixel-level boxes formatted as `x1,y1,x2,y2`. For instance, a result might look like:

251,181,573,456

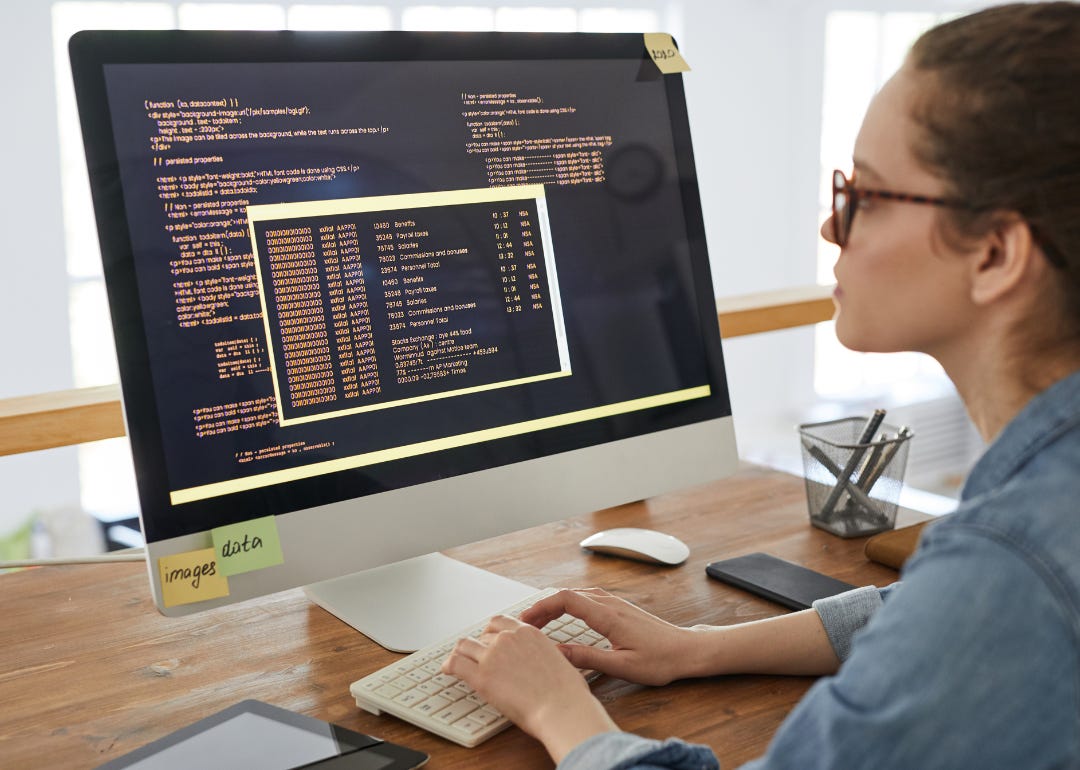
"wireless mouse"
579,527,690,566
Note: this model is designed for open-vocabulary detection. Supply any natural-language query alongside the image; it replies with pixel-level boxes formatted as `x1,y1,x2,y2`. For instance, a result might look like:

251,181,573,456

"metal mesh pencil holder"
798,417,913,538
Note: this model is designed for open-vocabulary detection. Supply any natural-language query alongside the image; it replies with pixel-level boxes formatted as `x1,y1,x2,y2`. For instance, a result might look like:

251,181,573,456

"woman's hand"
519,587,704,685
441,614,618,763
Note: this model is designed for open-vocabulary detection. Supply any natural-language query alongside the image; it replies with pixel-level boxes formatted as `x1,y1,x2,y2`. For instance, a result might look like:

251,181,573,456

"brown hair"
908,2,1080,330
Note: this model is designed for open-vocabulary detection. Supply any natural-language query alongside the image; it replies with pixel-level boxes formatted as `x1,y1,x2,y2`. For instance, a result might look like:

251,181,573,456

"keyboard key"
452,717,487,735
433,700,478,725
393,689,425,707
416,680,443,696
415,695,452,715
439,686,466,702
469,708,501,726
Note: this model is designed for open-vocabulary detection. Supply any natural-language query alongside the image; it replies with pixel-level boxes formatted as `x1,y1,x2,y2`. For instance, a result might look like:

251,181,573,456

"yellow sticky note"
158,548,229,608
211,515,284,577
643,33,690,74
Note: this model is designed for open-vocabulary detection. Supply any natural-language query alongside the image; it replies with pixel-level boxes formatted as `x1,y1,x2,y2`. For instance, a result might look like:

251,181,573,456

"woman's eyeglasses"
830,169,1068,267
830,169,959,247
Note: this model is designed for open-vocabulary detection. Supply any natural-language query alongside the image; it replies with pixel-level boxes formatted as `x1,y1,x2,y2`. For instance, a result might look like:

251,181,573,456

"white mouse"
579,527,690,566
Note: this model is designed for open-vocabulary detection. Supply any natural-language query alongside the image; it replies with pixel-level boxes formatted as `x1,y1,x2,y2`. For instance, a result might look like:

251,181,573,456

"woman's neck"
938,332,1080,443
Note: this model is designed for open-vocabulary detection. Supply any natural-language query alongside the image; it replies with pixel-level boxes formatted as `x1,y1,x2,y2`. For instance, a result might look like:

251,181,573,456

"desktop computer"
69,29,736,652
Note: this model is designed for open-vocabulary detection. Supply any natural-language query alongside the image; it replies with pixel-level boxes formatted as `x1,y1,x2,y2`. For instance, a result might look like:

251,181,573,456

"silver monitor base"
304,552,538,652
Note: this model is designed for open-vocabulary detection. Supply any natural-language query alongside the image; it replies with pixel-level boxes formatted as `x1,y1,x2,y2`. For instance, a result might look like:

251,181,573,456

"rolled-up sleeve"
812,583,895,661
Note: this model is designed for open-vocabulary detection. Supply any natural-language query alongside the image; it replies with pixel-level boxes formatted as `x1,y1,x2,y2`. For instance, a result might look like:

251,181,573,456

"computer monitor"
69,29,737,652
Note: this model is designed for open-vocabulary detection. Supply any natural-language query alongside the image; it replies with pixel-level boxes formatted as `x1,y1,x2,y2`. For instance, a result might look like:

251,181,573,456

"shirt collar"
962,366,1080,500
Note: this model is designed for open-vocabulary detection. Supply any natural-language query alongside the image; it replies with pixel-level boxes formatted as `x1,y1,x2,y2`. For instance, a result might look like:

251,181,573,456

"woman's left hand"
442,614,619,763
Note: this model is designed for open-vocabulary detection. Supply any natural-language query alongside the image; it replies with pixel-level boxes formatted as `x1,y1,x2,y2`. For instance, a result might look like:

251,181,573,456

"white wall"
1,3,72,403
682,1,827,447
0,2,80,535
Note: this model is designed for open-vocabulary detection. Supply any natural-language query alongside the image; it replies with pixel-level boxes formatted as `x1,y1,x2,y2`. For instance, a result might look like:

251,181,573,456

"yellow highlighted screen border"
170,385,710,504
247,183,570,427
248,183,548,222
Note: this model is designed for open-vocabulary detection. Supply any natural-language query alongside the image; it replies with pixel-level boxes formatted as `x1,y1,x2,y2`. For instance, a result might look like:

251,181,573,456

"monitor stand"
304,552,539,652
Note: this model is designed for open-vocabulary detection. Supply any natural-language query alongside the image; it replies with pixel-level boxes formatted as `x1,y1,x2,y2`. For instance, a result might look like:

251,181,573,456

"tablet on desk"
96,700,427,770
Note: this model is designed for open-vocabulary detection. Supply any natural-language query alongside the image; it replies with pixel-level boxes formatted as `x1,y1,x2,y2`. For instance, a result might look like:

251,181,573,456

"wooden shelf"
0,285,834,456
714,284,834,338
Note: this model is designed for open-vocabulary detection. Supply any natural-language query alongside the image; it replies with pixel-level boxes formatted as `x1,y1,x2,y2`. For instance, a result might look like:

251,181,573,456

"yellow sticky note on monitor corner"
158,548,230,608
644,33,690,74
211,515,284,577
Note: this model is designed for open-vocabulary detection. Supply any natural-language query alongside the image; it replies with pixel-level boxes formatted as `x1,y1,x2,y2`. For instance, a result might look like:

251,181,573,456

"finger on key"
484,614,522,632
442,647,480,680
448,635,486,664
520,588,608,632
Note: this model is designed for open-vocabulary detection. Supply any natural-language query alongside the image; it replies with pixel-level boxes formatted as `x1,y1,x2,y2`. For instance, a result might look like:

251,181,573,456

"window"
288,5,394,30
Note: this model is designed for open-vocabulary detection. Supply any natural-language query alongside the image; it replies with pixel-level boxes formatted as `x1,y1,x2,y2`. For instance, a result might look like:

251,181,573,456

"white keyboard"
350,587,610,747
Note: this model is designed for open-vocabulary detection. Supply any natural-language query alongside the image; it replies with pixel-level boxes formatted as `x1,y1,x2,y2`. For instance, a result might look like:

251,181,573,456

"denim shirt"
560,367,1080,770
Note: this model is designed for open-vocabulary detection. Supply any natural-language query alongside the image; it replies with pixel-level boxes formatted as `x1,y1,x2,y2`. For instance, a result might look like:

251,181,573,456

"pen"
855,435,887,491
817,409,886,520
861,425,912,493
804,443,881,520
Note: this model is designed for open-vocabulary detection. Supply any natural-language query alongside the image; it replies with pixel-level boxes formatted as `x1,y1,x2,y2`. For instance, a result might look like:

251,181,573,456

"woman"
443,4,1080,768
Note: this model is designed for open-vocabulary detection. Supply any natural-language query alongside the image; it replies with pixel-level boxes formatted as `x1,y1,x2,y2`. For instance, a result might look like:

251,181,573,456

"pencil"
817,409,886,520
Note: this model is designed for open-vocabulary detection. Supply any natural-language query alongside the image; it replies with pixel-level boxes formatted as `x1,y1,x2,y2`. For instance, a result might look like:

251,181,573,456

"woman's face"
822,65,975,358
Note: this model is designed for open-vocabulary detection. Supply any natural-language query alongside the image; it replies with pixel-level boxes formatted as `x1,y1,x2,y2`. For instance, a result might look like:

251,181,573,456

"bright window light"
494,7,577,32
178,3,286,30
68,282,120,388
51,0,174,390
401,6,495,31
51,2,175,280
578,8,660,33
815,10,955,400
880,12,941,74
78,437,141,522
287,5,393,31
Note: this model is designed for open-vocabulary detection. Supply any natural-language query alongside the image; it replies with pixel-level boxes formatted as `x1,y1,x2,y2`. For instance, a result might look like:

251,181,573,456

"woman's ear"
969,216,1038,307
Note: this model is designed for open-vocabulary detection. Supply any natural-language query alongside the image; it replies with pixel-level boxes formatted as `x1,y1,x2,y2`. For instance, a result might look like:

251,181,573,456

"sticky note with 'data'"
643,33,690,74
211,515,284,577
159,548,230,608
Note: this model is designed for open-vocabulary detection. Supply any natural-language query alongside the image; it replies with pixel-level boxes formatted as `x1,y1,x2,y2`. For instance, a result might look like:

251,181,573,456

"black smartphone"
705,552,857,610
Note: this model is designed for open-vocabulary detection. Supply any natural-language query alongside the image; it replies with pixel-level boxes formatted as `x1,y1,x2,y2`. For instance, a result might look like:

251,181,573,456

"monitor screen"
70,30,736,645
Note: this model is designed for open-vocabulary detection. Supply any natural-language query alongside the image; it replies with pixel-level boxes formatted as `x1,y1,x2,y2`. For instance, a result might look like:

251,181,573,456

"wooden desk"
1,466,927,769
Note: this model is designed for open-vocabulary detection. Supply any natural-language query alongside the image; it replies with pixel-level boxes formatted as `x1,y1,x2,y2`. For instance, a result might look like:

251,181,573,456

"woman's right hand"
519,587,704,685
